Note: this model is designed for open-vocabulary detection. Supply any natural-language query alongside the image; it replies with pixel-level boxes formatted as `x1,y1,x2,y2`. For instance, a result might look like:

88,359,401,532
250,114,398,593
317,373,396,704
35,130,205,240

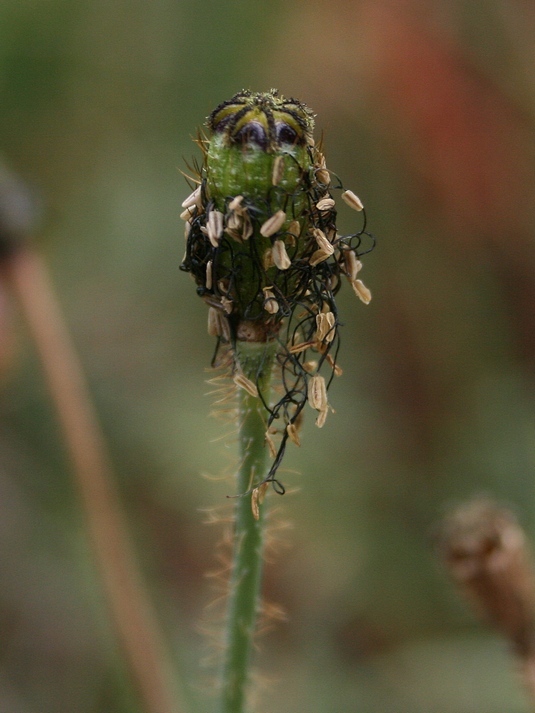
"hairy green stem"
219,340,277,713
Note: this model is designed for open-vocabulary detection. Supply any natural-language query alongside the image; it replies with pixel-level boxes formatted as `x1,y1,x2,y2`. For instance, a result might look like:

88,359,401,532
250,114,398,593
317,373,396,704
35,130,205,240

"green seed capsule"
180,89,375,491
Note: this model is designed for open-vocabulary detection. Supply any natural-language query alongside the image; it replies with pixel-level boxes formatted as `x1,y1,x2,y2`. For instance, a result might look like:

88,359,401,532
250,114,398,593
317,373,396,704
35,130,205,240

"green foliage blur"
1,1,535,711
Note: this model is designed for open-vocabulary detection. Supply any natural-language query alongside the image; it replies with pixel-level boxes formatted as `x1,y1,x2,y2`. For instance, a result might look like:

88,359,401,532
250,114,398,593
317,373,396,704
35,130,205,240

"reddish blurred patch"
362,2,535,241
360,3,535,368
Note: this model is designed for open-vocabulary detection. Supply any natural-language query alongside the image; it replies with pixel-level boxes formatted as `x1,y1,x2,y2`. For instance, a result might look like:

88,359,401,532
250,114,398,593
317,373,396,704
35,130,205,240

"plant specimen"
180,90,374,713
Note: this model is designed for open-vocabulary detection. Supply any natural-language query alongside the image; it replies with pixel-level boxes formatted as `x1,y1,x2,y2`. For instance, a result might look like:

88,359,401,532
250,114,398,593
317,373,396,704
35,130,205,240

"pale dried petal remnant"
343,248,362,281
207,306,229,340
315,312,336,343
286,423,301,447
286,220,300,245
341,189,364,211
180,207,195,222
205,260,213,289
251,482,269,520
316,197,335,211
312,228,334,255
220,296,233,314
228,195,244,211
289,341,315,355
315,408,328,428
351,279,372,304
263,287,279,314
265,431,277,459
309,374,327,411
234,372,259,398
309,249,331,267
207,209,224,247
181,186,202,209
272,239,291,270
260,210,286,238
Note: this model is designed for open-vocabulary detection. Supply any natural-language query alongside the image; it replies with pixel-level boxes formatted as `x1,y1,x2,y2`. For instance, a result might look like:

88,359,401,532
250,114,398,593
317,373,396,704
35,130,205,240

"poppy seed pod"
180,90,375,491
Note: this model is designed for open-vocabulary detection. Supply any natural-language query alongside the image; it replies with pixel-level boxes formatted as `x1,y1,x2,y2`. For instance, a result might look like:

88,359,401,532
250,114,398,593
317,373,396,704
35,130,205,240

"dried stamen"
229,195,244,211
265,431,277,458
180,207,195,222
234,372,259,398
315,408,328,428
309,374,327,411
272,156,285,186
221,296,233,314
315,312,336,343
207,306,229,340
205,260,213,289
260,210,286,238
181,186,202,209
351,279,372,304
312,228,334,255
272,239,292,270
309,249,332,267
207,209,224,247
263,287,279,314
343,248,362,281
341,189,364,211
316,197,335,211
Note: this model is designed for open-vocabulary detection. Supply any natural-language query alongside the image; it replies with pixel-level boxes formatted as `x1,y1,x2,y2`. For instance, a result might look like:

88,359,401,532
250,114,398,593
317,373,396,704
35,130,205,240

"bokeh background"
1,0,535,711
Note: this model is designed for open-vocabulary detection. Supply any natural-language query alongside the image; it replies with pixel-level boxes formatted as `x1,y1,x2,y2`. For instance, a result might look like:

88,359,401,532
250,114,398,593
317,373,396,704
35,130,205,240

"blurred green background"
2,0,535,711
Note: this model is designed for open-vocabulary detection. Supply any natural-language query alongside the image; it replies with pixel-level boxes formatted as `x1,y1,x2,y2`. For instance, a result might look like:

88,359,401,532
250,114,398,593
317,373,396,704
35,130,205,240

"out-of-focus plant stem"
219,340,276,713
5,246,181,713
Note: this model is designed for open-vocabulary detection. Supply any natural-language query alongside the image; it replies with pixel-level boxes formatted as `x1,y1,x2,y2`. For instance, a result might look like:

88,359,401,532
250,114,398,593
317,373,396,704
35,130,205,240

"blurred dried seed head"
437,498,535,657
